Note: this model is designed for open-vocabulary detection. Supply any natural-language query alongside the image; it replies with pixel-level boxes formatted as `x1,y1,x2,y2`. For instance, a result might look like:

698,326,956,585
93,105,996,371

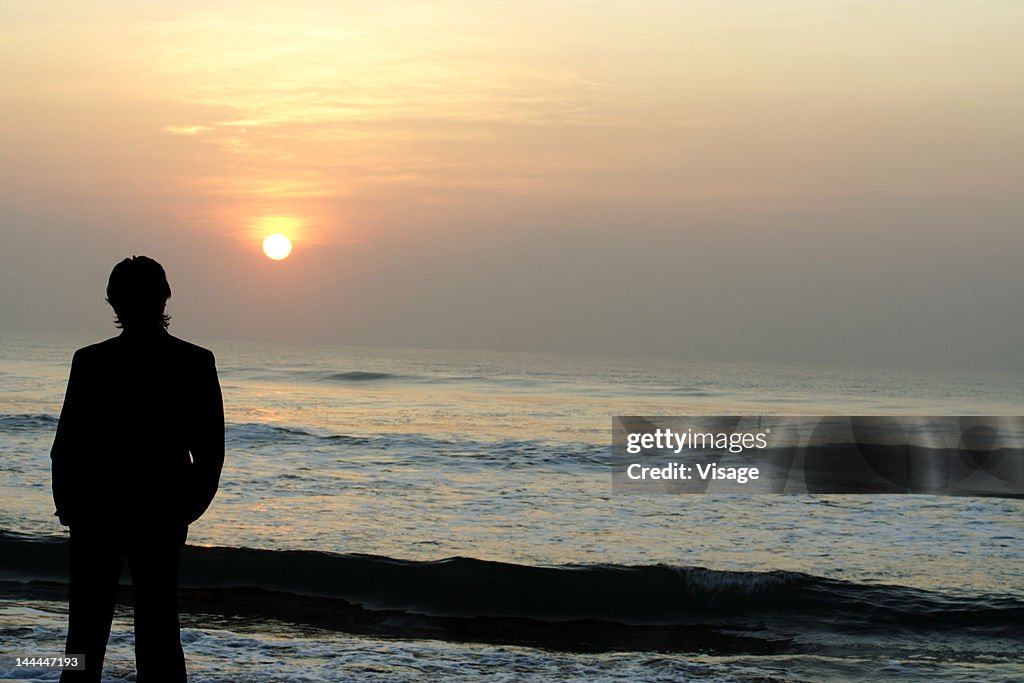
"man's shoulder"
165,334,216,363
72,337,118,361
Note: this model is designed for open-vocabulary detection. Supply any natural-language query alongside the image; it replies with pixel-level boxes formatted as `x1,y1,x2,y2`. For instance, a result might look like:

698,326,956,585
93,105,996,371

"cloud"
162,124,213,136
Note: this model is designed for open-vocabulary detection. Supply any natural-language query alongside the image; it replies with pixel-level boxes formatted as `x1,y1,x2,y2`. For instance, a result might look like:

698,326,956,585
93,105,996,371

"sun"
262,233,292,260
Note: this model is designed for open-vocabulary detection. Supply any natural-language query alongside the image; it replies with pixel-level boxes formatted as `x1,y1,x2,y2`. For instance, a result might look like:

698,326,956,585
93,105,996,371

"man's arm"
185,349,225,524
50,350,84,526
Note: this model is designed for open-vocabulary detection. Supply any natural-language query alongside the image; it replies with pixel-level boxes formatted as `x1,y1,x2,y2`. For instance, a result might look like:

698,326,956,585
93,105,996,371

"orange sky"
2,1,1022,369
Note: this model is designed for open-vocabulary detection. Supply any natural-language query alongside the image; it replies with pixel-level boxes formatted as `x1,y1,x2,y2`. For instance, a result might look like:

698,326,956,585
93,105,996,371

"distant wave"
0,413,58,431
227,422,323,443
222,366,548,389
2,530,1020,654
669,387,717,397
314,370,538,387
224,422,610,467
321,371,401,382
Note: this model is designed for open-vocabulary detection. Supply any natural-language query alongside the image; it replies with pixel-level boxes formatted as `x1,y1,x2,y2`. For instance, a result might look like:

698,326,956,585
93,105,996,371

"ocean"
1,330,1021,682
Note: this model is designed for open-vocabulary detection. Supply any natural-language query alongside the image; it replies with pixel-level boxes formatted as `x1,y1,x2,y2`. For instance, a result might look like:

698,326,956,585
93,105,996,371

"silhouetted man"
51,256,224,682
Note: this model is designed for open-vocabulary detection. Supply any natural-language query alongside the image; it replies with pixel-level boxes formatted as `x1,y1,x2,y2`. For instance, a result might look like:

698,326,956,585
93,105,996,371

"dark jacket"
50,327,225,527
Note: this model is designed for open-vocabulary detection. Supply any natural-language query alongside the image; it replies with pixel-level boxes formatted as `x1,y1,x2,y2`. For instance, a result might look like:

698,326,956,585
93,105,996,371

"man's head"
106,256,172,329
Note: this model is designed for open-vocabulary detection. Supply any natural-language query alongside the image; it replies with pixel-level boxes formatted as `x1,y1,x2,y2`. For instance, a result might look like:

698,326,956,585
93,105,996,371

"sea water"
1,330,1021,682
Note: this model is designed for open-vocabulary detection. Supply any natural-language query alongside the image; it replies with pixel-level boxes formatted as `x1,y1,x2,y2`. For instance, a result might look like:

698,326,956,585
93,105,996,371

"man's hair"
106,256,172,329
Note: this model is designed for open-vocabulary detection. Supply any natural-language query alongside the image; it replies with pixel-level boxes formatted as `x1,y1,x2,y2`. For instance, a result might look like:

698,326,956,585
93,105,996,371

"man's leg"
127,524,187,683
61,525,124,683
